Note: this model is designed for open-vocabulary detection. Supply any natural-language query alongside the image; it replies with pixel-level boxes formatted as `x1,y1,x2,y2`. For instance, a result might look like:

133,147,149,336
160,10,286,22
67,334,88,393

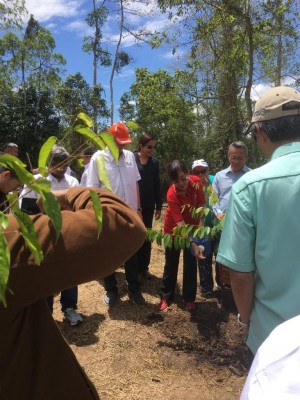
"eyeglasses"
229,156,245,161
193,169,208,175
146,144,156,150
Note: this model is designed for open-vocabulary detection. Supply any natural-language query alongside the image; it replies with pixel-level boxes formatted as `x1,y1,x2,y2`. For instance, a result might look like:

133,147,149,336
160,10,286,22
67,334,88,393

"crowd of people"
1,85,300,399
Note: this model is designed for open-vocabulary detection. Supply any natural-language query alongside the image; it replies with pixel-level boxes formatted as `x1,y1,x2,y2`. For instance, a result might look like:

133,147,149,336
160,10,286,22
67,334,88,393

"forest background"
1,0,300,193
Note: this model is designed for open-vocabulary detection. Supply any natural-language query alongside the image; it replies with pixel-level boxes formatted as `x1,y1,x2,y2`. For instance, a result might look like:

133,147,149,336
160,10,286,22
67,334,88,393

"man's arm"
230,270,255,325
5,187,146,310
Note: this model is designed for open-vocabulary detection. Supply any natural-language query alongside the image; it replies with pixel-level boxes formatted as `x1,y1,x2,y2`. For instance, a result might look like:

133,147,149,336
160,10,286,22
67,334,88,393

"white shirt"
241,315,300,400
86,148,140,210
20,173,79,200
80,163,90,187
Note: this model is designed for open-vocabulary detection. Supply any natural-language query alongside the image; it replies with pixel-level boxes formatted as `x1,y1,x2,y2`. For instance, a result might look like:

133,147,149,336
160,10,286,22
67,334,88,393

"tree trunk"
109,0,124,124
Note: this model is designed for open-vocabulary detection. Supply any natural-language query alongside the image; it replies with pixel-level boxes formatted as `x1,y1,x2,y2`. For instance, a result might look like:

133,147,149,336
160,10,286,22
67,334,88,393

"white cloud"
67,20,92,36
115,67,135,79
25,0,83,23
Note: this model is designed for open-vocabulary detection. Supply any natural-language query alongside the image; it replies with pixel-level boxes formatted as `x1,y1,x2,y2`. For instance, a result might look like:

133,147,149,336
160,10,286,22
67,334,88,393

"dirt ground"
53,226,251,399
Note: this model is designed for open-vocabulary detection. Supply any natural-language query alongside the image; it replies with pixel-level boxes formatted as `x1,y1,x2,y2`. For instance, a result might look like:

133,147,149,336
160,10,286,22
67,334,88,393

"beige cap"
246,86,300,134
252,86,300,122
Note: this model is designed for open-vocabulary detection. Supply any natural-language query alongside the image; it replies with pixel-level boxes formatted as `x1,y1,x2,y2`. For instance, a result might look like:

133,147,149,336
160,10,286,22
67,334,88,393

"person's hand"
217,212,225,220
155,210,161,220
191,242,206,260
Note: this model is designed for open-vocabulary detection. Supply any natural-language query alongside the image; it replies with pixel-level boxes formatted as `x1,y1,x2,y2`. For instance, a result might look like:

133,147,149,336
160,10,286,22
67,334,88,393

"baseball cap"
192,159,209,170
246,86,300,133
108,122,132,145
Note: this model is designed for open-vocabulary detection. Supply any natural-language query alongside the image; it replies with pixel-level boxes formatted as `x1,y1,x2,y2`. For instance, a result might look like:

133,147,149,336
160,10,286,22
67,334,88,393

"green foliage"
0,212,10,306
127,67,201,189
146,184,224,250
90,190,103,239
96,155,112,192
0,0,26,30
38,136,58,175
14,210,44,265
39,191,62,238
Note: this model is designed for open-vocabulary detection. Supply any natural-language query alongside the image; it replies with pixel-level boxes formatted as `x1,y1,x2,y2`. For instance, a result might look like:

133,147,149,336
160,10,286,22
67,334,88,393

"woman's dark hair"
167,160,188,182
138,133,155,149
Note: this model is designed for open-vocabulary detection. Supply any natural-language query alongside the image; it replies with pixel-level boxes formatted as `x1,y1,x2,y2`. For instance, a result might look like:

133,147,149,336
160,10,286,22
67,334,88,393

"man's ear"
2,170,11,180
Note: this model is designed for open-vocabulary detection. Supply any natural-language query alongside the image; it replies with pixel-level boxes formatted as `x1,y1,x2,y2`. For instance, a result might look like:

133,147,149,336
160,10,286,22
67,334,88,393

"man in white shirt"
79,148,93,187
87,122,145,306
20,146,83,326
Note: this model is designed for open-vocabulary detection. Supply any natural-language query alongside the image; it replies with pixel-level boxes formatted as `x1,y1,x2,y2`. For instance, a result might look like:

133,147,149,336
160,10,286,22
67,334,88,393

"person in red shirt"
158,160,206,312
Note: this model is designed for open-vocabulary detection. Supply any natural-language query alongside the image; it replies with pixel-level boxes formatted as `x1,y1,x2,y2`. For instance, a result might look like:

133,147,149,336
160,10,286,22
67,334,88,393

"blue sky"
19,0,300,121
23,0,181,120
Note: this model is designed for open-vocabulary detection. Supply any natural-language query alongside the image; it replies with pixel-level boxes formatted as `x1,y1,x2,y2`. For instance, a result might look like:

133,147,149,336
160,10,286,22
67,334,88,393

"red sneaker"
185,301,196,311
158,298,168,312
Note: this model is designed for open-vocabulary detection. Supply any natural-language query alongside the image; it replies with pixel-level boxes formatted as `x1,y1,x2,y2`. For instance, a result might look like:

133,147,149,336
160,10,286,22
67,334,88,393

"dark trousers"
160,246,197,302
137,207,154,273
46,286,78,313
104,252,140,294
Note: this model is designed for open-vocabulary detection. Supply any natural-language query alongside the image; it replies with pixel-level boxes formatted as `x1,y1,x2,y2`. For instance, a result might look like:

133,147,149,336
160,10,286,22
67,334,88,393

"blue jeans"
46,286,78,313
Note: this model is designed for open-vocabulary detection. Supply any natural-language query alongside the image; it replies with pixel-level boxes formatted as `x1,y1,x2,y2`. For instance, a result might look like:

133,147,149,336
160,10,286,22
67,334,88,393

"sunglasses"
146,144,156,150
193,169,208,175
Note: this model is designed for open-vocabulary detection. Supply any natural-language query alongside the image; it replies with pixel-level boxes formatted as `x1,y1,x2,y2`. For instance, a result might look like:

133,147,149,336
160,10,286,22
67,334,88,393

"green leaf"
0,229,10,307
77,112,93,127
164,234,173,249
30,177,51,193
38,136,57,175
6,192,20,213
40,191,62,238
0,212,9,230
90,190,103,238
174,235,179,250
0,153,27,169
0,154,33,185
96,155,112,191
156,232,163,246
14,211,44,266
99,132,119,163
186,225,194,236
74,124,106,150
179,236,185,249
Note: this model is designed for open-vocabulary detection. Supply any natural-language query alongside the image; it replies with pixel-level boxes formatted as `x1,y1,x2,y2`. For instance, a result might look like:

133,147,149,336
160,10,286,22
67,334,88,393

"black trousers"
137,207,155,273
160,246,197,302
104,252,141,294
46,286,78,313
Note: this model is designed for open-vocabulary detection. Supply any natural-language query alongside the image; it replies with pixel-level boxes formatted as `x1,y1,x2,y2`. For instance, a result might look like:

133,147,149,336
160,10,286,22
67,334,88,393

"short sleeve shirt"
86,148,140,211
217,142,300,354
164,175,206,234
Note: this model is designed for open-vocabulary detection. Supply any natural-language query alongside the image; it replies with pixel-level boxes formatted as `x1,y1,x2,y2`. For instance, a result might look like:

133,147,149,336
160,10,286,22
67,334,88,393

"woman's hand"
191,242,206,260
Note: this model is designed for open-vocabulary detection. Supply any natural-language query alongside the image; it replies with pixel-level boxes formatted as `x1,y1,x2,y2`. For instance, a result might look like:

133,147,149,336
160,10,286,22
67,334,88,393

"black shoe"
129,291,146,305
103,291,118,306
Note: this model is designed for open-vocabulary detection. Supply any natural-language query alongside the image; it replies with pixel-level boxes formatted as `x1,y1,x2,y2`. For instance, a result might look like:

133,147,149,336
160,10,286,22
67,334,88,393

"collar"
271,142,300,161
225,165,249,175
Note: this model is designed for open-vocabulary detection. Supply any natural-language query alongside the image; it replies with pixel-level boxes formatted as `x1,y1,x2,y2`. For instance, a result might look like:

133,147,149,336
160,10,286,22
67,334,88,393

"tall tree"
83,0,110,131
128,67,201,188
0,0,26,30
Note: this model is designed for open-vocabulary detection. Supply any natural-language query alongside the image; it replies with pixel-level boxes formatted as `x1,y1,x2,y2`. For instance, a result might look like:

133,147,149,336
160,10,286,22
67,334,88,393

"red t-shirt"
164,175,206,234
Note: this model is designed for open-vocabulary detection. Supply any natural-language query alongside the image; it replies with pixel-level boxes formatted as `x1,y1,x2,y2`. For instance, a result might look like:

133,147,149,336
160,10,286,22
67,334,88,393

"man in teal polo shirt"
217,86,300,355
